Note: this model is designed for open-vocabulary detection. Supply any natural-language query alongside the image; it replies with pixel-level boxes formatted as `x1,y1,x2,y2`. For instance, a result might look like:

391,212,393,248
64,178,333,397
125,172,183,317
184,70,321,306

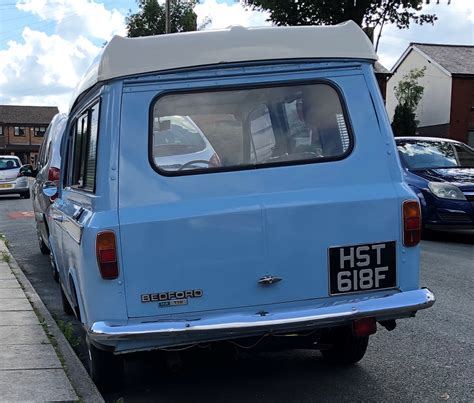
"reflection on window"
397,141,474,169
151,83,352,174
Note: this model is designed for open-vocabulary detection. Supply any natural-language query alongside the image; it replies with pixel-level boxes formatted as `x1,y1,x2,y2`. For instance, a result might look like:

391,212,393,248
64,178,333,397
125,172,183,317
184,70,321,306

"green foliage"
394,67,426,110
127,0,198,37
242,1,437,31
57,320,81,349
392,67,426,136
392,104,417,136
1,250,10,263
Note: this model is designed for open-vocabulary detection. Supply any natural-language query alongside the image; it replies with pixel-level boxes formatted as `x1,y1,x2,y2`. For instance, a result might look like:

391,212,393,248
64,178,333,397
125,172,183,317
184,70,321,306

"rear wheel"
20,191,30,199
60,286,75,316
37,227,50,255
49,252,59,283
320,327,369,365
87,339,124,390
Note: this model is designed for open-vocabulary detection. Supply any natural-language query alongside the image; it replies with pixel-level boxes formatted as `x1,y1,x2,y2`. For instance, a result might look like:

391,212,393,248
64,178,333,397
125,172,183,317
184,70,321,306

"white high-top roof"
70,21,377,109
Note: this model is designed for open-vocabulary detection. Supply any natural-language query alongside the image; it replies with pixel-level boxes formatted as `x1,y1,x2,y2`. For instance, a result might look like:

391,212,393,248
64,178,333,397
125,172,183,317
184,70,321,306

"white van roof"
70,21,377,110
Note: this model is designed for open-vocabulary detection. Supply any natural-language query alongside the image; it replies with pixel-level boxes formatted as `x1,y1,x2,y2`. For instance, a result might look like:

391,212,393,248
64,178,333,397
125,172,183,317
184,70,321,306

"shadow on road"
105,348,379,402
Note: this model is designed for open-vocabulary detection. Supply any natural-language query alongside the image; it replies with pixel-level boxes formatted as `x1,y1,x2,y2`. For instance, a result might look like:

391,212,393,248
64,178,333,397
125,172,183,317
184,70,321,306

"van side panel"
55,82,129,326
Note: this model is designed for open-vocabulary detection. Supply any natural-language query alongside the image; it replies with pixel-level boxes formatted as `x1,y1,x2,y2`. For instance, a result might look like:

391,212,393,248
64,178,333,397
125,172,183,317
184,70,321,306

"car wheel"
20,191,30,199
320,326,369,365
60,286,75,316
50,253,59,283
87,338,124,390
37,229,50,255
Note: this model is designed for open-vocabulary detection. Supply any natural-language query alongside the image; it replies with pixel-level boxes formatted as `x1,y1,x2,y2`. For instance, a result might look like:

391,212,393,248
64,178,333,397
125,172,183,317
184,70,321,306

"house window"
14,126,26,136
34,127,46,137
0,126,3,136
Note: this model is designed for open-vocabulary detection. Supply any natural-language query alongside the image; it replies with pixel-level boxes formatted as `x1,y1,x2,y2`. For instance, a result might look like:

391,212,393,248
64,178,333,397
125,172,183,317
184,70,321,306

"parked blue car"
396,137,474,230
26,22,435,388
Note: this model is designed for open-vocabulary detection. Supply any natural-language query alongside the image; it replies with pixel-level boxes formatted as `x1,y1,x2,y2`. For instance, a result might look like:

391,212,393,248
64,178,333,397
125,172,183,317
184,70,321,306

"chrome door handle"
258,275,283,285
52,215,64,223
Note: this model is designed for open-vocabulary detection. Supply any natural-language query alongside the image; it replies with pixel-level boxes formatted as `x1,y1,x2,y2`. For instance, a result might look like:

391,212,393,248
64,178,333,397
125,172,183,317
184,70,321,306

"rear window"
397,140,474,169
151,83,352,174
0,158,20,170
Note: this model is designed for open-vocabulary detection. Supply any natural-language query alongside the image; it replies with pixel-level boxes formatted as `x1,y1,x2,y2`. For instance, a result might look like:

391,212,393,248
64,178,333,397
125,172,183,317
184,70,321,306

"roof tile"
412,43,474,75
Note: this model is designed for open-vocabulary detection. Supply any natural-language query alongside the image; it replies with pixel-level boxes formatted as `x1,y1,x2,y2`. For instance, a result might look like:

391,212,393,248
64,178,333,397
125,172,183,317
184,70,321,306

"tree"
392,104,418,136
242,1,441,51
391,67,426,136
127,0,198,38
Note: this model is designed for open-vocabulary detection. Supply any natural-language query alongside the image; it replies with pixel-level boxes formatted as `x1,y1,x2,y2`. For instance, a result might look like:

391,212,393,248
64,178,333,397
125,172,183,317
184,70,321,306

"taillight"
48,167,60,200
403,200,421,247
96,231,119,279
209,153,221,167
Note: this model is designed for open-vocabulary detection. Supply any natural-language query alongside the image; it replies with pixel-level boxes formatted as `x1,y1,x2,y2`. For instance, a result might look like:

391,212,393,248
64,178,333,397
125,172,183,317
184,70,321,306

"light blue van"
44,22,435,387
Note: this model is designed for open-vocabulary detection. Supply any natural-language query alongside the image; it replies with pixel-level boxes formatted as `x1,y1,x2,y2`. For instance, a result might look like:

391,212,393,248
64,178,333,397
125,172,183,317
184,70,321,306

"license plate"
329,241,396,295
0,184,13,189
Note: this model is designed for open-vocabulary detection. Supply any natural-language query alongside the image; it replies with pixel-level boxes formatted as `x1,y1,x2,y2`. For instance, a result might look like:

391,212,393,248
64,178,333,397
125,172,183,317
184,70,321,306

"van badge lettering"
141,289,203,307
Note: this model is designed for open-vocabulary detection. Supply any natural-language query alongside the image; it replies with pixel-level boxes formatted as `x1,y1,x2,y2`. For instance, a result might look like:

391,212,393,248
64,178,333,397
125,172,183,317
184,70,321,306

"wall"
386,48,452,128
449,77,474,144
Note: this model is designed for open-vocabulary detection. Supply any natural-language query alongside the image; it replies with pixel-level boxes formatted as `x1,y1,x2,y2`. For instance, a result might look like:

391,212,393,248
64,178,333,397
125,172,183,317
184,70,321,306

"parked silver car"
31,113,67,261
0,155,30,198
152,115,221,171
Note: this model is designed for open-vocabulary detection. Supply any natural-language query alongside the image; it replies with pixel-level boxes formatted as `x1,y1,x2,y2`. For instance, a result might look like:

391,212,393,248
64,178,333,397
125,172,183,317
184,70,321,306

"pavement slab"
0,310,39,325
0,325,49,345
0,287,26,299
0,369,77,401
0,249,80,402
0,279,21,289
0,344,62,370
0,298,32,311
0,271,16,280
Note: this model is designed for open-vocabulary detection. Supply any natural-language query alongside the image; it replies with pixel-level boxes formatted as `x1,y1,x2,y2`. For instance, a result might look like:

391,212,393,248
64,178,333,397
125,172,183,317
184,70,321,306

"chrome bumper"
89,288,435,342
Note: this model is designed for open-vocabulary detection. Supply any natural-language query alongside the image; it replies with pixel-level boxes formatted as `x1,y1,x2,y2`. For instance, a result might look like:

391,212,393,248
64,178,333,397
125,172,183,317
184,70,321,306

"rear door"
118,66,403,318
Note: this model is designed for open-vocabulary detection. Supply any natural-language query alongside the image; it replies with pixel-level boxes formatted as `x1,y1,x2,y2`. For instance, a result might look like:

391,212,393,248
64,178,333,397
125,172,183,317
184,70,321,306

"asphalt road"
0,194,473,402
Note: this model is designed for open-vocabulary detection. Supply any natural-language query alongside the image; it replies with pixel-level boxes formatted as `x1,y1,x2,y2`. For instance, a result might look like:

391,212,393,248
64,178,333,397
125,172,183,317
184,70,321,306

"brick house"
0,105,59,165
386,43,474,146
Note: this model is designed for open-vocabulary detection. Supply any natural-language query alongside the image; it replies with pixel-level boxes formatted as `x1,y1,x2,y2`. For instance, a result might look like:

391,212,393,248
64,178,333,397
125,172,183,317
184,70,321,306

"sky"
0,0,472,112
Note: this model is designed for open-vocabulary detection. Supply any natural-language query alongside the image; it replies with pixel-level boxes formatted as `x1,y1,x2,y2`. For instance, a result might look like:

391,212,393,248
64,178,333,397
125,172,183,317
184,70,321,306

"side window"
84,104,99,191
69,101,100,192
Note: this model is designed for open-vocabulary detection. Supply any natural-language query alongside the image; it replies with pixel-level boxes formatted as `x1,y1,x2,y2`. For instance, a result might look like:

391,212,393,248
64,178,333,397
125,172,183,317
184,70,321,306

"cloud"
16,0,126,40
377,0,474,69
195,0,271,29
0,27,101,111
0,0,127,111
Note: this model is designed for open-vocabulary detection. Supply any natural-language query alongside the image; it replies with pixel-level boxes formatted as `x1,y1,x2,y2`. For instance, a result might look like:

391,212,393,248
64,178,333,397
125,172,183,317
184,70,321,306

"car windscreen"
0,158,20,170
397,140,474,169
151,83,352,174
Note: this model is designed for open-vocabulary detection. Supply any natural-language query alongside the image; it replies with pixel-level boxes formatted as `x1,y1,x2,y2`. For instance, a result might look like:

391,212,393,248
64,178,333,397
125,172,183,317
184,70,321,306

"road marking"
7,211,35,219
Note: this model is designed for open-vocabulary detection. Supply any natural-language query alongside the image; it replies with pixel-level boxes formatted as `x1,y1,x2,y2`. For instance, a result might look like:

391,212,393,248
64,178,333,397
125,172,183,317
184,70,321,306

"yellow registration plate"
0,184,13,189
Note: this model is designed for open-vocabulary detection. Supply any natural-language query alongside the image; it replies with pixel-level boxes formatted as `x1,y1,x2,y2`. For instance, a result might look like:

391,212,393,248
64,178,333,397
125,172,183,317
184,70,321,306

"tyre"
49,251,59,283
60,286,75,316
87,338,124,390
50,254,59,283
37,230,50,255
321,326,369,365
20,191,30,199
